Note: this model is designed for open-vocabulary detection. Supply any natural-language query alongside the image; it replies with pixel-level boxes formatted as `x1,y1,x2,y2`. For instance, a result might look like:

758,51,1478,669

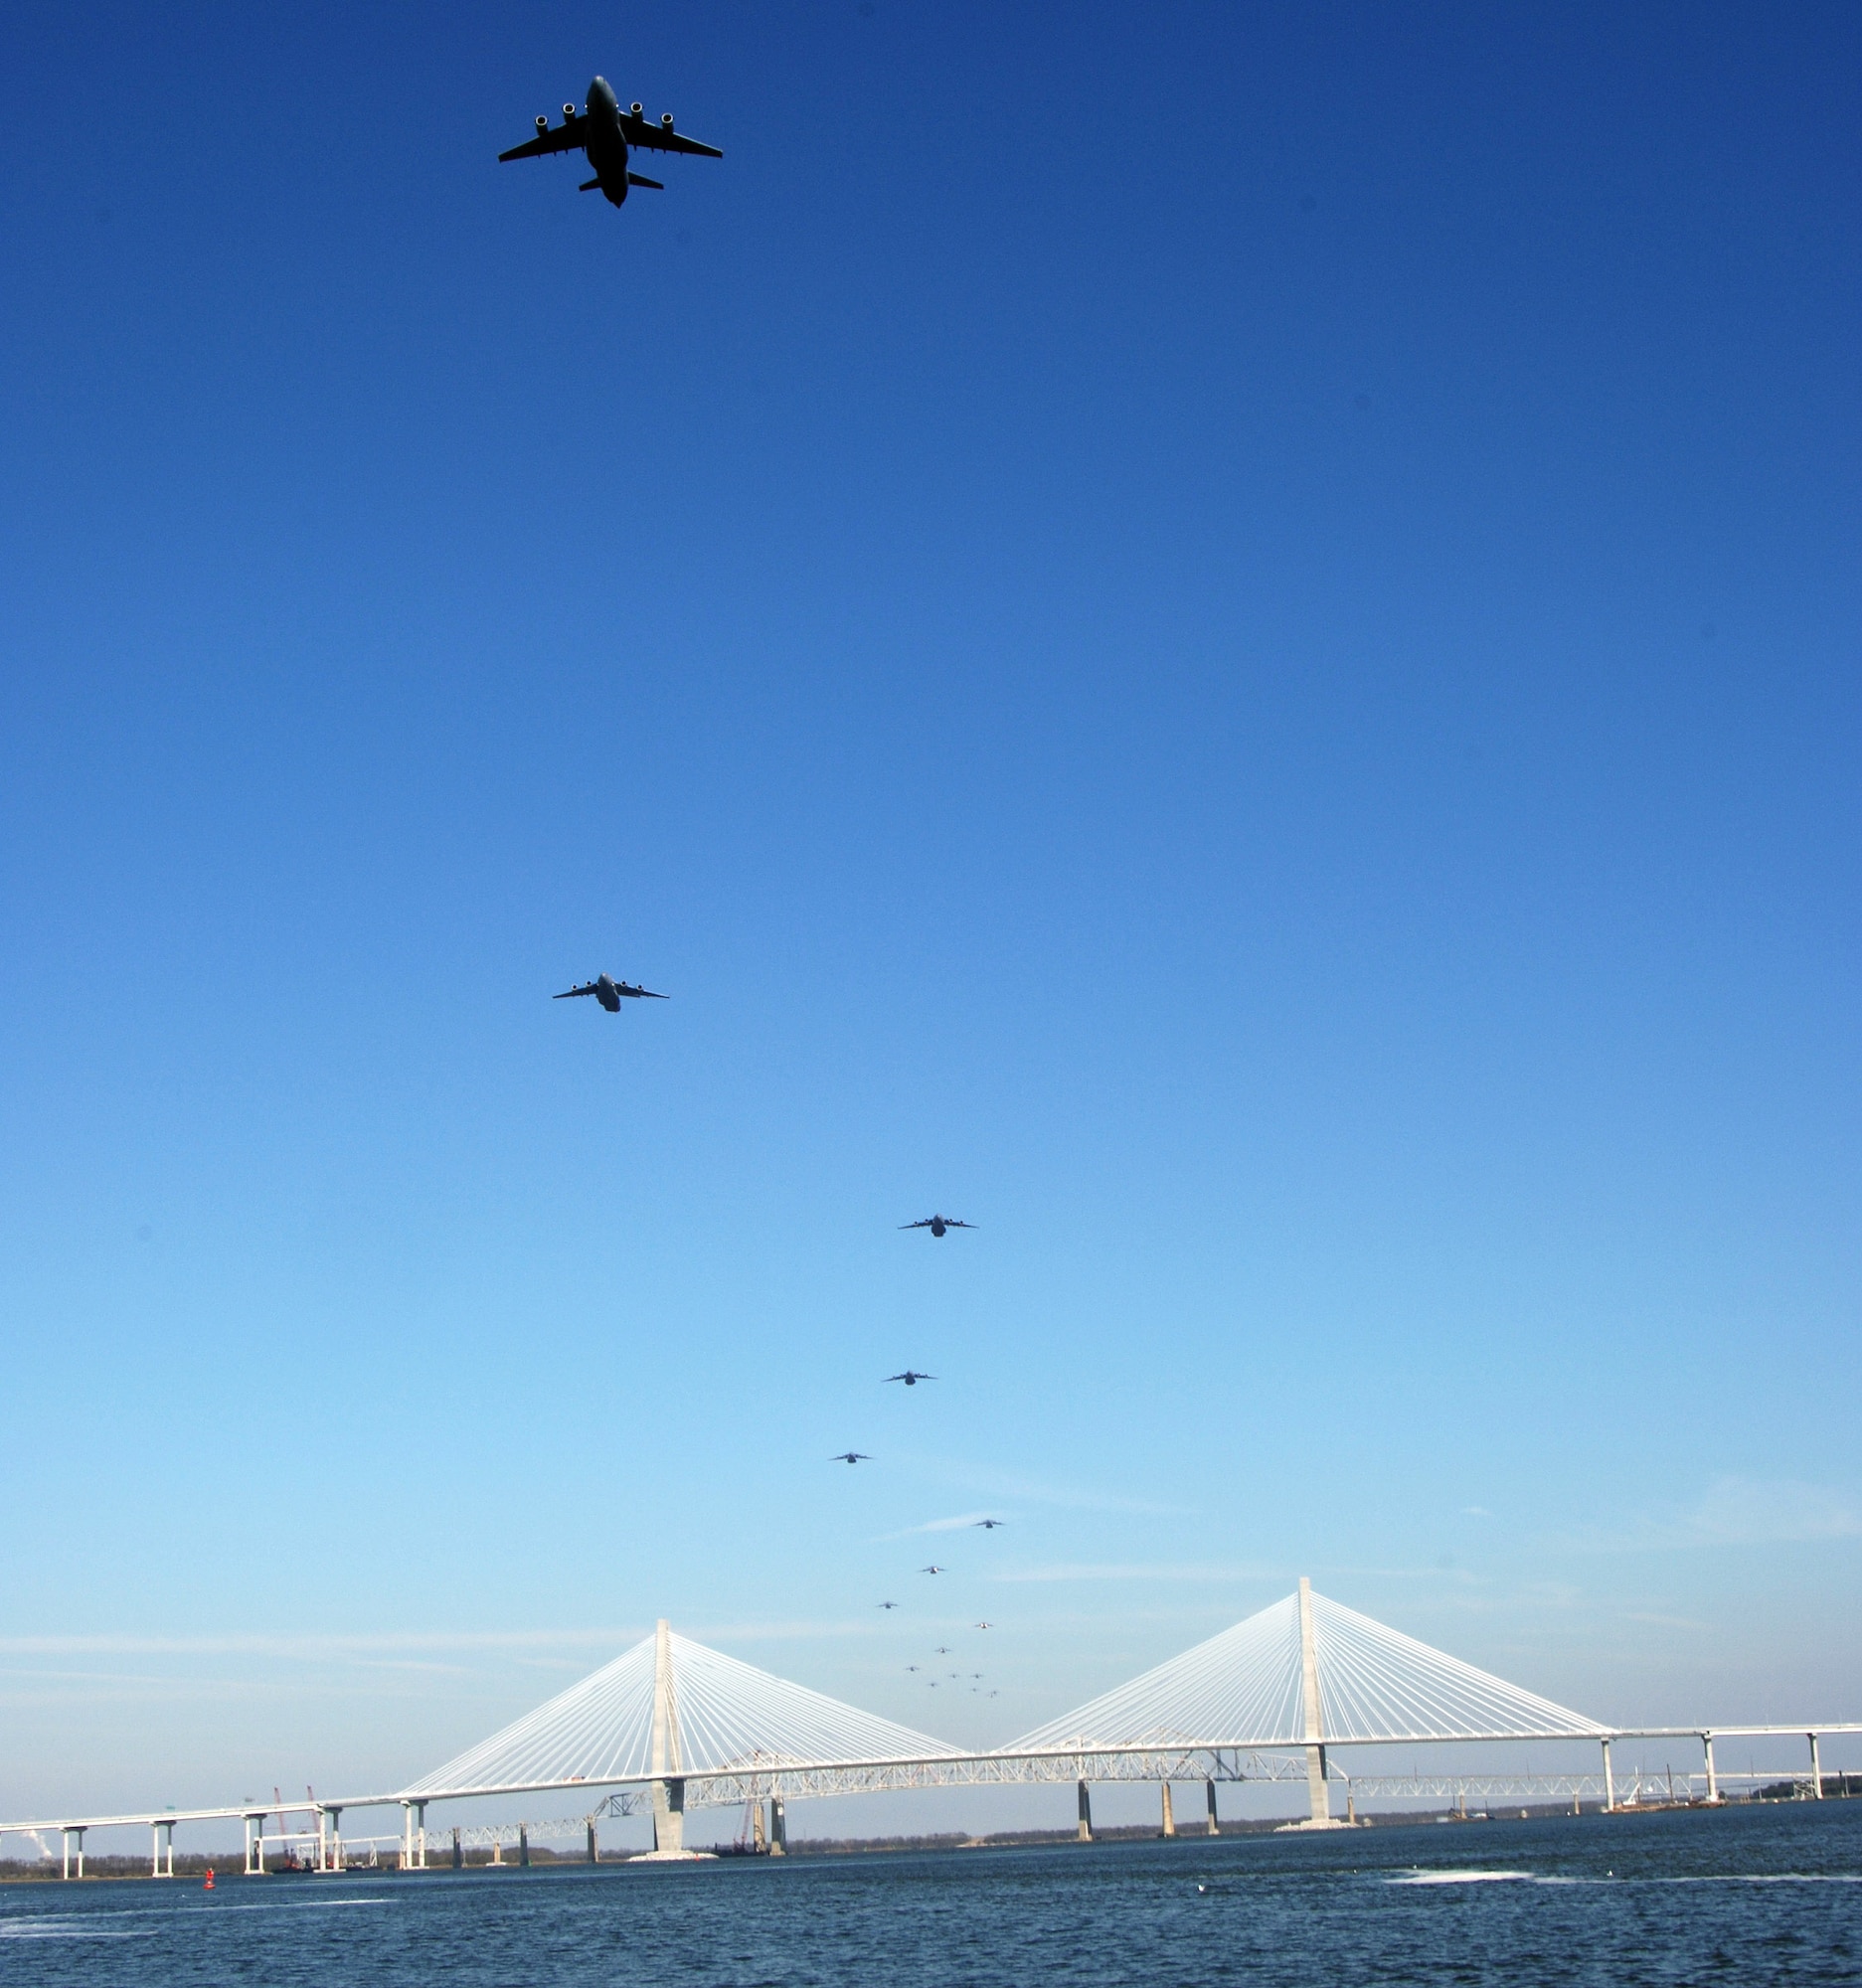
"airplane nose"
590,76,615,107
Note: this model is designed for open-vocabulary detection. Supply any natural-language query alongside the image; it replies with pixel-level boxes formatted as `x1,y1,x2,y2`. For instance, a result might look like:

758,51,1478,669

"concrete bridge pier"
1076,1781,1093,1842
150,1820,176,1877
769,1797,786,1855
651,1780,685,1855
61,1826,85,1880
1160,1784,1175,1837
1602,1740,1614,1812
1809,1734,1823,1798
401,1800,428,1870
244,1813,264,1874
1703,1735,1720,1804
1205,1778,1219,1836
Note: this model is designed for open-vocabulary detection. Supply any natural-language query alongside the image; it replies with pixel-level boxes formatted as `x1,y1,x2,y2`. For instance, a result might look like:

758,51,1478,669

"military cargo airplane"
554,973,667,1011
901,1216,974,1238
500,76,722,208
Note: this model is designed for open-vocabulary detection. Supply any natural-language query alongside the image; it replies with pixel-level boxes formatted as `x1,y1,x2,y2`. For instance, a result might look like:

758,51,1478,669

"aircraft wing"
499,117,587,163
619,110,723,158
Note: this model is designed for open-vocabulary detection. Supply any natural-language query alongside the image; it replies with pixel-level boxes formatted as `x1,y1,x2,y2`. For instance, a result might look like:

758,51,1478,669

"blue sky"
2,2,1859,1834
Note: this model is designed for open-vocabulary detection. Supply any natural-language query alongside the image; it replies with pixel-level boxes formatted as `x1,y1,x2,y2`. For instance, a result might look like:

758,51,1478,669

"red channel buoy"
204,1869,215,1891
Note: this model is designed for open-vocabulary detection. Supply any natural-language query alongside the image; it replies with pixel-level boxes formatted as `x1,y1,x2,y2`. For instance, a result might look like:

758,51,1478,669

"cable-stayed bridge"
6,1581,1855,1876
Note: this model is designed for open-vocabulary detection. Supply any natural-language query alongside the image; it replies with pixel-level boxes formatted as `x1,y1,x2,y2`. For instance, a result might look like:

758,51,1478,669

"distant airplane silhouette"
921,1565,946,1575
974,1621,994,1630
972,1518,1006,1530
900,1216,973,1238
831,1451,871,1465
877,1600,900,1610
885,1370,936,1387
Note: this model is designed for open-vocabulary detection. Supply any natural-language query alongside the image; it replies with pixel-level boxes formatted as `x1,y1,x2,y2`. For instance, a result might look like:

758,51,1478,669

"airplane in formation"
901,1216,974,1238
885,1370,935,1387
974,1621,994,1630
499,76,722,209
972,1518,1006,1530
877,1600,900,1610
554,973,667,1011
921,1566,946,1576
831,1451,870,1465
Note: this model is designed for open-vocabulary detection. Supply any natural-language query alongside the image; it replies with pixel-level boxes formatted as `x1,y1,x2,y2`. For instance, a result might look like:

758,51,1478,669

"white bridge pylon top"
402,1625,961,1799
1009,1584,1609,1752
405,1586,1607,1806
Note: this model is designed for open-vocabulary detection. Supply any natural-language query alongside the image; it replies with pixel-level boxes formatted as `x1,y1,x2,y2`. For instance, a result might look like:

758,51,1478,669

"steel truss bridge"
7,1582,1855,1876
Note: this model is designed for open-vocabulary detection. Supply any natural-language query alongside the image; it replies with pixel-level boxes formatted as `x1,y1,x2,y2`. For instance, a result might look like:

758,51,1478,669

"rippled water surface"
4,1803,1859,1985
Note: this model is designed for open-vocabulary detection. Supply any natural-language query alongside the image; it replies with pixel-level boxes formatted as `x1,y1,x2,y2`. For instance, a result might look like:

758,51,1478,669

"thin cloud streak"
992,1563,1276,1584
0,1627,646,1659
1556,1476,1862,1554
878,1511,1004,1539
922,1464,1188,1518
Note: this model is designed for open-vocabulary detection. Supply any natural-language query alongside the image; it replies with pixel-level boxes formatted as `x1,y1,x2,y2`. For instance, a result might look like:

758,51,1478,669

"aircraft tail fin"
626,171,664,190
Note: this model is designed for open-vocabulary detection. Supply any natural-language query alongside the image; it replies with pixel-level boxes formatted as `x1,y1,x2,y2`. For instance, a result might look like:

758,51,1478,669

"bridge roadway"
7,1723,1859,1868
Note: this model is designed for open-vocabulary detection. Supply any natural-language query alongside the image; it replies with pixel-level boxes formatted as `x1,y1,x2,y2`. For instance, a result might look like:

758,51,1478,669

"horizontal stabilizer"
579,177,601,191
626,171,664,190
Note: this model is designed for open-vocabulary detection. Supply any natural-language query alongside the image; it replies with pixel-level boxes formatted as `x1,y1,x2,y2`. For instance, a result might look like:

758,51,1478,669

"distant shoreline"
4,1788,1854,1882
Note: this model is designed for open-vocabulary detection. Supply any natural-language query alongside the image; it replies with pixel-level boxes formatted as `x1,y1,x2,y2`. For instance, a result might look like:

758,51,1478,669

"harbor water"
2,1801,1857,1985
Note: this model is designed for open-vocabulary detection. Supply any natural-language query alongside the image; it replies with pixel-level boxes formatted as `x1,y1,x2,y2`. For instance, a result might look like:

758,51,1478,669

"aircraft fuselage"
581,78,632,206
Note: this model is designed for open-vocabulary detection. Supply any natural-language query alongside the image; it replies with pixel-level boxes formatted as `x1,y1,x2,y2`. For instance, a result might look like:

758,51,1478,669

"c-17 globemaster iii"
554,973,668,1012
500,76,722,208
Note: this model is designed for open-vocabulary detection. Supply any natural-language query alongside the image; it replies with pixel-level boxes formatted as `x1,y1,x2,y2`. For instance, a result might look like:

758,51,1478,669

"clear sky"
2,2,1859,1836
